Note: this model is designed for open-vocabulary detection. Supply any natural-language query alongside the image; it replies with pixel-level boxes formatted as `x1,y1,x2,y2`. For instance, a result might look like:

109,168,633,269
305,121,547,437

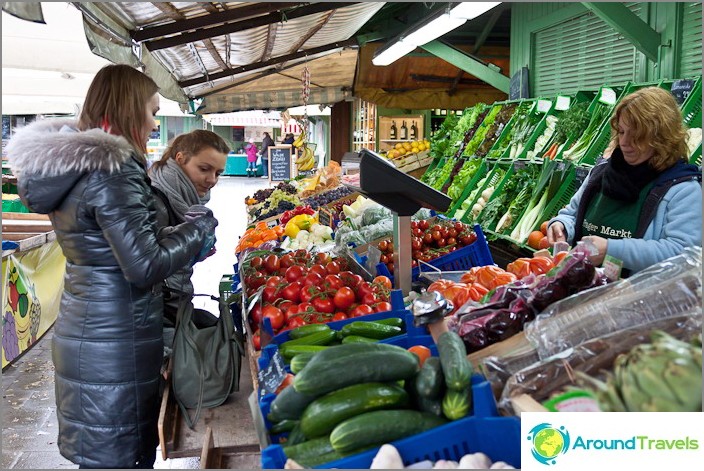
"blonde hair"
78,64,159,158
152,130,230,170
609,86,689,172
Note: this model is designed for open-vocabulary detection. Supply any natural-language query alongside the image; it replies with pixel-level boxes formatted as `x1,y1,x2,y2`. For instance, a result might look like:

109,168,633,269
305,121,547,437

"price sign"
317,208,333,228
537,99,552,113
257,349,287,396
574,165,591,188
598,88,617,105
269,146,294,182
670,79,695,105
555,96,571,111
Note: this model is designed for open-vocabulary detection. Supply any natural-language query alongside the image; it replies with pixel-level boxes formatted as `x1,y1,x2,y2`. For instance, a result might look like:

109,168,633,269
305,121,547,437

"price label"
537,99,552,113
670,79,695,105
257,350,287,396
318,208,333,228
555,96,571,111
598,87,617,105
513,160,529,171
266,218,279,228
574,166,591,188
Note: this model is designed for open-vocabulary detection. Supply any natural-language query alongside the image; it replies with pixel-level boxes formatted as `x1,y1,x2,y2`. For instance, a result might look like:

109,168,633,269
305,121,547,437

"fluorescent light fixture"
450,2,500,20
372,40,417,66
402,13,466,47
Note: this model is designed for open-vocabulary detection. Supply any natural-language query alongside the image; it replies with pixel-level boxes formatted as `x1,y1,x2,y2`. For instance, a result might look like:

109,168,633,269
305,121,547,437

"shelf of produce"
484,99,543,160
460,161,516,226
444,159,487,217
461,103,506,159
573,84,627,165
457,163,511,225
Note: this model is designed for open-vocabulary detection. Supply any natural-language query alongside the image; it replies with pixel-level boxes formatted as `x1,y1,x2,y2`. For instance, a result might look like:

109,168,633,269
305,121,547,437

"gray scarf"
150,158,210,222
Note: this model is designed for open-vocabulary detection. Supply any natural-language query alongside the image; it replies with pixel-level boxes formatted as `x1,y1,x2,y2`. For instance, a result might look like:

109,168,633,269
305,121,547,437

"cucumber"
280,330,337,350
289,352,316,374
280,344,328,360
270,419,298,435
341,335,378,344
373,317,405,328
300,383,409,438
437,331,473,391
415,356,445,399
417,395,444,417
340,321,403,339
442,387,472,420
294,343,420,395
268,385,319,422
289,324,332,340
330,410,447,453
284,422,306,447
284,436,344,468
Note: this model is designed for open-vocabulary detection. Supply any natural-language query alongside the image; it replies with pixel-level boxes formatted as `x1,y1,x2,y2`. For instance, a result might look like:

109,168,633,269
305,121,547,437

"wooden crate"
2,212,56,252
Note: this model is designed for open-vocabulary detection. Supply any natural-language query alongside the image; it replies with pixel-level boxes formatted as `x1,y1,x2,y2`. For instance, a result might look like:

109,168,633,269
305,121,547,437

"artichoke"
577,331,702,412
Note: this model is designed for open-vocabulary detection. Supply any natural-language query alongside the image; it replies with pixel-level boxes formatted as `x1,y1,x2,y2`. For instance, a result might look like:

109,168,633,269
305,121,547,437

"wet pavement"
2,176,269,469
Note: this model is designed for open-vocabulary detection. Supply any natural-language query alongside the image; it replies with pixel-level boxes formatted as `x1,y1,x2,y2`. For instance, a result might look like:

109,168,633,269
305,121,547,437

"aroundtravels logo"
527,423,571,465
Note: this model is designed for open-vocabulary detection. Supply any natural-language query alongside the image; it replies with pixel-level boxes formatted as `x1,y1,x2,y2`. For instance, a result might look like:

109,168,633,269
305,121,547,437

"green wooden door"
679,2,702,78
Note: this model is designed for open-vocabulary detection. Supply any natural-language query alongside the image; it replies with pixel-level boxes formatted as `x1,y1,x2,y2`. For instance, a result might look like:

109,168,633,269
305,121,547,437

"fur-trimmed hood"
7,118,138,214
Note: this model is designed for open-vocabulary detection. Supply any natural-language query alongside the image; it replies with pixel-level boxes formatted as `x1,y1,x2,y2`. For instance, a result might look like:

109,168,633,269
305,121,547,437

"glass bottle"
410,120,418,140
390,120,397,140
400,120,408,140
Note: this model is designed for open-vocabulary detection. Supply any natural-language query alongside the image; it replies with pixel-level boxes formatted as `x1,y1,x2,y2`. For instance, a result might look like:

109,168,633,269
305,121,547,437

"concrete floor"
2,176,270,469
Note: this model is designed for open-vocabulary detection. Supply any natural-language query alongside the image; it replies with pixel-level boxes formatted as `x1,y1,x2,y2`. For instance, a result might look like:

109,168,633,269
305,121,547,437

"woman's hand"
547,221,566,244
581,235,608,266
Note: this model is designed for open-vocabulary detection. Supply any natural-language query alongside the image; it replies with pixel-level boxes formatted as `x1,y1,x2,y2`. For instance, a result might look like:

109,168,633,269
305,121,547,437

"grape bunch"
275,182,297,194
3,311,19,362
303,186,354,208
254,201,297,221
252,188,274,203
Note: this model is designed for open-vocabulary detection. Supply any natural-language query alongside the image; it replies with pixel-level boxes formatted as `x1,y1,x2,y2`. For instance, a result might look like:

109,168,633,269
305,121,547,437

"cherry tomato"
378,240,389,252
423,233,433,244
264,254,280,274
356,282,374,301
266,276,283,288
279,253,295,269
309,264,328,278
262,286,280,303
262,305,284,330
325,261,341,275
249,304,263,326
350,304,374,318
315,252,331,265
302,272,323,287
245,274,266,290
447,237,457,246
411,238,423,251
454,222,464,232
373,301,392,313
373,276,392,290
300,285,321,303
285,265,306,282
286,316,306,330
324,274,344,291
278,300,294,313
280,281,302,303
332,312,347,322
249,256,263,269
333,287,355,310
313,296,335,314
408,345,432,367
339,271,362,288
252,330,261,350
418,220,430,231
361,293,379,305
297,302,313,313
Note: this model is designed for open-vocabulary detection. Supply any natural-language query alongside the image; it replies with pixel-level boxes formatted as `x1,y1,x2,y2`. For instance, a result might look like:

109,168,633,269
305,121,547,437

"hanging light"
449,2,500,20
372,40,417,66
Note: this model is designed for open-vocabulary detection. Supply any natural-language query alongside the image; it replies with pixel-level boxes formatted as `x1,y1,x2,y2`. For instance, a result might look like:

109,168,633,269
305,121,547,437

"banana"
293,130,306,148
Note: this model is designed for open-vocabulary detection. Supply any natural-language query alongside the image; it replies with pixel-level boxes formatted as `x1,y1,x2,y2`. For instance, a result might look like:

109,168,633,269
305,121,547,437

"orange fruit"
538,236,550,250
408,345,432,367
527,230,545,250
540,221,549,236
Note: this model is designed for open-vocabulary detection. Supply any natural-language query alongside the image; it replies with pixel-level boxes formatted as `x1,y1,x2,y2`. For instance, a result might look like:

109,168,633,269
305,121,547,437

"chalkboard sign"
269,146,295,182
257,349,287,395
575,166,591,188
318,207,333,228
670,79,695,105
509,67,530,100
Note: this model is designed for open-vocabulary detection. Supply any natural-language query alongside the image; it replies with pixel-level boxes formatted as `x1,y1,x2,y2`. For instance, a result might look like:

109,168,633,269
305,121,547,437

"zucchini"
442,388,472,420
268,385,319,422
341,335,378,344
270,419,298,435
373,317,405,328
284,436,344,468
289,352,316,374
280,330,337,350
330,410,447,453
437,331,473,391
417,395,444,417
284,422,306,447
280,344,328,360
300,383,409,438
294,343,420,395
340,321,402,339
415,356,445,399
289,324,332,340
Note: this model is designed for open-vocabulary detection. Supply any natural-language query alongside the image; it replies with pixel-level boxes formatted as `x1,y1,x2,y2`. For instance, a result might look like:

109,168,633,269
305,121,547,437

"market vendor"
547,87,702,275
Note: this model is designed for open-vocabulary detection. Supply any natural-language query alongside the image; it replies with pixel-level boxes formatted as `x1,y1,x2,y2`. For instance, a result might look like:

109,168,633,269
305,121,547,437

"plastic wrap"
493,314,702,414
524,246,702,359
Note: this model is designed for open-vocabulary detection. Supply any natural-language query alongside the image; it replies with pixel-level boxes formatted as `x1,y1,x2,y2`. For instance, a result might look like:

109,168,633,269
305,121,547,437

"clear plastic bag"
524,246,702,359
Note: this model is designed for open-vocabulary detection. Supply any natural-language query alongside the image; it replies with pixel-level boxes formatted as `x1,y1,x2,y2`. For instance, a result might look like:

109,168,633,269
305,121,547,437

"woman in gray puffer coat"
6,65,215,469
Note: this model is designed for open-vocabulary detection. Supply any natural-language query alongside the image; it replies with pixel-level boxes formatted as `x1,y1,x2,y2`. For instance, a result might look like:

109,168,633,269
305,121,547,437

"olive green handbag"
171,294,244,429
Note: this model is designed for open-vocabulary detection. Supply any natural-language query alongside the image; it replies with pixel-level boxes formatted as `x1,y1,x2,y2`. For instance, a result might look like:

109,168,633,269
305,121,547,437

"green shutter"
533,3,644,96
679,2,702,78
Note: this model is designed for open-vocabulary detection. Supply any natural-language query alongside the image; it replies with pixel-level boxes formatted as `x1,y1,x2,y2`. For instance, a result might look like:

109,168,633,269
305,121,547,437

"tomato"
245,273,266,290
373,301,392,313
446,237,457,246
315,252,331,265
333,287,355,310
454,222,464,232
262,305,284,330
332,312,347,321
286,316,306,330
418,220,430,231
373,276,392,290
275,373,295,394
325,261,341,275
266,276,283,288
302,272,323,287
249,256,263,269
278,300,294,314
264,254,281,274
431,224,442,233
280,281,302,303
313,296,335,314
252,330,261,351
408,345,431,367
378,240,389,252
468,283,489,302
339,271,362,288
361,293,379,305
297,302,313,313
249,304,263,326
423,233,433,244
386,262,395,273
300,285,320,303
285,304,300,319
279,253,295,269
285,265,306,282
309,264,328,278
411,238,423,251
262,286,280,303
324,274,344,291
553,251,569,266
350,304,374,318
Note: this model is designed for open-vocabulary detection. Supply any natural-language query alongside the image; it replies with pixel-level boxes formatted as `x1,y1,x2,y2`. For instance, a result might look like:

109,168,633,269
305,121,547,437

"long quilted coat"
7,118,205,468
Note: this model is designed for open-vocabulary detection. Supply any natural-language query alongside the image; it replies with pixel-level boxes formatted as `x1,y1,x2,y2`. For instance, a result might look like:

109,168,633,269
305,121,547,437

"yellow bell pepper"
284,214,315,238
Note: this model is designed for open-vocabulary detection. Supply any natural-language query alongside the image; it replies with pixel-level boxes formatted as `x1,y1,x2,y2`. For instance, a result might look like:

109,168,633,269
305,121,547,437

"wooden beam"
145,3,358,51
260,23,279,62
448,70,464,96
132,2,303,42
179,39,357,88
277,9,337,70
152,2,181,21
472,5,505,54
196,59,310,98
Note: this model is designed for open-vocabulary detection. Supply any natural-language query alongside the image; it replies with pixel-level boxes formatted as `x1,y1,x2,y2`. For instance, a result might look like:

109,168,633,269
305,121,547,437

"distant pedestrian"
260,131,275,177
245,137,258,177
282,133,295,145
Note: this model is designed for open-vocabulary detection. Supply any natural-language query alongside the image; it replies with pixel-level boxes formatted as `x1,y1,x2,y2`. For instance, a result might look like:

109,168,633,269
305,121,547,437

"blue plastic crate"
260,374,521,469
376,224,494,284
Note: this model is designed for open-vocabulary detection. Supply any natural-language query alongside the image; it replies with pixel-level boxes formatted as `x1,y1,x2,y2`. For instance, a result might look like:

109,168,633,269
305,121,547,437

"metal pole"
392,214,412,295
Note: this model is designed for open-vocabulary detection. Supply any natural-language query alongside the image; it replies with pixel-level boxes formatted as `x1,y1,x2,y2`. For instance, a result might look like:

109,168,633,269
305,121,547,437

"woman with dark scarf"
547,87,701,275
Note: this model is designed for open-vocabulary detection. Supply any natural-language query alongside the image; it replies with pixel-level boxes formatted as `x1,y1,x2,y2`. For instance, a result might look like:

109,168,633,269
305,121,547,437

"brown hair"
152,130,230,170
78,64,159,157
609,86,689,172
